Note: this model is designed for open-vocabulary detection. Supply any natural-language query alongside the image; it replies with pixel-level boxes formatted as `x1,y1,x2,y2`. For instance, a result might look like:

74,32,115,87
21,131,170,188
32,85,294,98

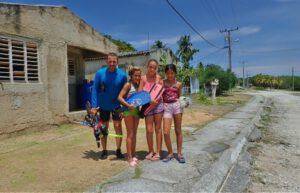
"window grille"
68,59,75,76
0,36,39,83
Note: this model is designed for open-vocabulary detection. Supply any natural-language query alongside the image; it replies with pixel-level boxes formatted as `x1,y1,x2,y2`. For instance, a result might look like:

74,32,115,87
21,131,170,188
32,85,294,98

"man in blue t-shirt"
91,52,127,159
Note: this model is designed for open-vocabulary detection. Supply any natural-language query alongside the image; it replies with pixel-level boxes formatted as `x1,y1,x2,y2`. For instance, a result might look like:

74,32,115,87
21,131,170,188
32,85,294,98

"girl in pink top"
139,59,163,161
162,64,185,163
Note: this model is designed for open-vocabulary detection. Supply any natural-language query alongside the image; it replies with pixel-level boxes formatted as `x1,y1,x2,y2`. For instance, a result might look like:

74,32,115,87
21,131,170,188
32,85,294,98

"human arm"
118,83,136,109
177,81,182,97
138,76,145,91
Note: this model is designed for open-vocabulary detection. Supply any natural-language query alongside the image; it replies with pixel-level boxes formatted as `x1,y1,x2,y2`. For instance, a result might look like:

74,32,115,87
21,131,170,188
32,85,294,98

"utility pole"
292,67,294,91
242,61,245,89
220,27,239,72
246,71,249,88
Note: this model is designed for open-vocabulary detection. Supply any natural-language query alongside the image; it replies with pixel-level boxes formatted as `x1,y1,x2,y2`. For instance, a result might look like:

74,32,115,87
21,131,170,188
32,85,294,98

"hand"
151,99,158,106
128,103,136,110
90,108,98,115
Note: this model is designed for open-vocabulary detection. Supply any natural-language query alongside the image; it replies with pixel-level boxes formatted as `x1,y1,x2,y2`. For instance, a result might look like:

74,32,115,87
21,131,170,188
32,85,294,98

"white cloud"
129,35,181,48
129,28,222,48
190,29,222,43
237,26,261,36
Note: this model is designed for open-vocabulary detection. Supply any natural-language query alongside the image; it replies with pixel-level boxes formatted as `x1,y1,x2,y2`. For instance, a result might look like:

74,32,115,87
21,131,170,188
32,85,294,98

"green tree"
158,53,168,77
176,35,199,88
202,64,237,95
176,35,199,69
151,40,166,49
104,35,136,52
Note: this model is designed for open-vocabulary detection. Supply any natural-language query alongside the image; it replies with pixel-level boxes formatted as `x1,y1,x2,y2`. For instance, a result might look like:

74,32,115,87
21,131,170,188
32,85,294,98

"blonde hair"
127,65,141,80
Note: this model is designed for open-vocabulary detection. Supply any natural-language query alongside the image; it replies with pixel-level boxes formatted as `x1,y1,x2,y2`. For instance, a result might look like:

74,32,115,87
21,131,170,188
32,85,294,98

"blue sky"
3,0,300,77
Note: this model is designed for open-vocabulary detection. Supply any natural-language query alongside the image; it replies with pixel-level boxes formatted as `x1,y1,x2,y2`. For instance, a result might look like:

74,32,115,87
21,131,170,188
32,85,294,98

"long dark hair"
165,64,177,74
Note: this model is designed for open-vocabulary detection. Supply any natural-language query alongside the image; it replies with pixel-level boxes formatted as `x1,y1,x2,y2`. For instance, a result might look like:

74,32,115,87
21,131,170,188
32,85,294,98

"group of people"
91,52,185,167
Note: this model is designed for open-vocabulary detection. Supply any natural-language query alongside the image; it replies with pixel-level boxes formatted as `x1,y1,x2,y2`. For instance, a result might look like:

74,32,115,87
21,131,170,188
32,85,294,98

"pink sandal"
151,153,161,161
145,152,154,160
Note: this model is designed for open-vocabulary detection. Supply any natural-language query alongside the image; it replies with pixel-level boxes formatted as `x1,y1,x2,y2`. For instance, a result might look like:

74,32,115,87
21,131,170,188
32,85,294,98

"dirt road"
248,90,300,192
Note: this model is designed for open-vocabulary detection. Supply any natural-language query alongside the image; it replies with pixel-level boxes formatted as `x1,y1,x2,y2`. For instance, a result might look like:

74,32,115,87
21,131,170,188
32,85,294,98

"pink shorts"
145,99,164,117
163,101,183,118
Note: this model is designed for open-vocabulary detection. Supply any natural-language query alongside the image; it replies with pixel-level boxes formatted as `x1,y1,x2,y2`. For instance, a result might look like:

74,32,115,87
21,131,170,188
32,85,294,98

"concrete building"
0,3,118,134
85,48,179,80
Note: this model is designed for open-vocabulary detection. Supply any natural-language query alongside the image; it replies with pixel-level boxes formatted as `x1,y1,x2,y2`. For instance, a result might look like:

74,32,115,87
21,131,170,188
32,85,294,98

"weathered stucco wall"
0,3,118,133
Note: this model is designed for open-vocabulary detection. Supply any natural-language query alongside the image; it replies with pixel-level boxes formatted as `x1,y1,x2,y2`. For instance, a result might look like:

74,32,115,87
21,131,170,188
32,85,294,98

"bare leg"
154,113,163,156
101,121,109,150
113,120,123,150
124,116,134,162
163,117,173,156
132,117,139,157
173,113,183,157
145,115,154,157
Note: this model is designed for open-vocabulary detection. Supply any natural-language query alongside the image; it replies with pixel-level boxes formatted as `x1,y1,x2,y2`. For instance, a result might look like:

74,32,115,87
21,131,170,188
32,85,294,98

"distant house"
85,48,179,80
0,3,118,134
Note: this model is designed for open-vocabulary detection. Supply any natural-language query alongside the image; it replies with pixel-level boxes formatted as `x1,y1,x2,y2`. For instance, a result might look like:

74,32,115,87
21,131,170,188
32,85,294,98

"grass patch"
192,92,248,106
133,166,142,179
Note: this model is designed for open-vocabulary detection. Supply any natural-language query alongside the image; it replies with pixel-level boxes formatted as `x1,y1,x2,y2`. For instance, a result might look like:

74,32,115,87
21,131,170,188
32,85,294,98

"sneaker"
100,150,108,160
116,149,125,159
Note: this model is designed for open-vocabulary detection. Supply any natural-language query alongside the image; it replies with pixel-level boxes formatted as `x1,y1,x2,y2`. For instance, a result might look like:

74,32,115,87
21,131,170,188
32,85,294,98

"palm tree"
176,35,199,92
176,35,199,69
151,40,166,49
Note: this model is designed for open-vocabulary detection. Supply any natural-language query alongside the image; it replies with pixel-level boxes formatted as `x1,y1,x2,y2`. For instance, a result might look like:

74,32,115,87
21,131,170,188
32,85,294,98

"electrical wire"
234,48,300,54
229,0,239,27
166,0,221,49
199,0,222,29
209,0,226,29
193,47,226,64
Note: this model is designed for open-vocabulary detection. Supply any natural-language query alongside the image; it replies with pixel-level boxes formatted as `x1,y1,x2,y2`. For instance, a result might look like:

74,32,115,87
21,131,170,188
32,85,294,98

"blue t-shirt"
91,67,127,111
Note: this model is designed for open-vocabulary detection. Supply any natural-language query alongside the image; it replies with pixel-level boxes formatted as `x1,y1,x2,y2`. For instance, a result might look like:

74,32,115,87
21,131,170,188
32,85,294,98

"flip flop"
162,156,174,162
151,153,161,161
178,156,186,163
145,152,154,160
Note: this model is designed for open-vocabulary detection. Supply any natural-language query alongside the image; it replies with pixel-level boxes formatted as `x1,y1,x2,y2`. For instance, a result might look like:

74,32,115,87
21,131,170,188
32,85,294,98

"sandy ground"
247,90,300,192
0,92,251,192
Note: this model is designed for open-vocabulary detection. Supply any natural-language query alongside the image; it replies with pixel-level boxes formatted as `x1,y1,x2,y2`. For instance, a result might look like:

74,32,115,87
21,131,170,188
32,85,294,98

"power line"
229,0,239,27
209,0,226,29
199,0,223,29
198,47,226,60
192,47,226,65
166,0,221,49
234,48,300,54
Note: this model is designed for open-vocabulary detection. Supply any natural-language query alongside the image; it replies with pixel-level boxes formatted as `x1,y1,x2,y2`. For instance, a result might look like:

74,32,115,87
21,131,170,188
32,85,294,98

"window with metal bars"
0,36,39,83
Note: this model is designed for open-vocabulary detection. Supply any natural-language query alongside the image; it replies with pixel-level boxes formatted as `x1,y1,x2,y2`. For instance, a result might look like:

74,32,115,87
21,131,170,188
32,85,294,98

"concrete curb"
191,96,269,192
